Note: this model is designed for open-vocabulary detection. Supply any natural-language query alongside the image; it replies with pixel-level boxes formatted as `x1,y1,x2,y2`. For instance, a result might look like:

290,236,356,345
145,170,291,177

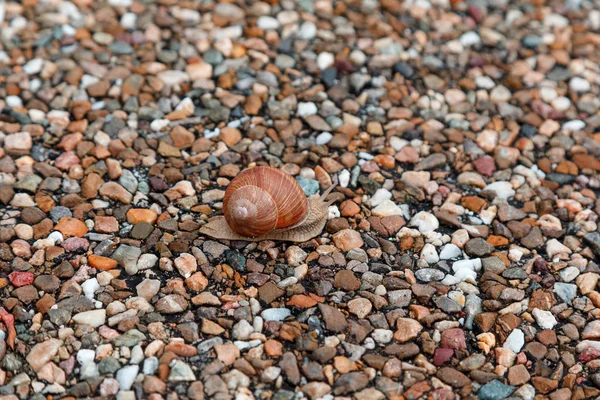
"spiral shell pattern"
223,167,309,238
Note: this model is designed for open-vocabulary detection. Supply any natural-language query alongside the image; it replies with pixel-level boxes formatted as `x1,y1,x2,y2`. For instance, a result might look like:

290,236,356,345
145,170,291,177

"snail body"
200,166,335,242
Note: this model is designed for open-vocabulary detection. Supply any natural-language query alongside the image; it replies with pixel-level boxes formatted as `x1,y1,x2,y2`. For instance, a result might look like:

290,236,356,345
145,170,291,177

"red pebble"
579,347,600,363
467,5,484,23
8,271,34,288
433,348,454,366
473,156,496,176
440,328,467,350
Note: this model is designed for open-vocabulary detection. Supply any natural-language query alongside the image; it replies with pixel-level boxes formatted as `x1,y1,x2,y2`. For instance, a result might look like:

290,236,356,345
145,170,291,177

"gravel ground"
1,0,600,399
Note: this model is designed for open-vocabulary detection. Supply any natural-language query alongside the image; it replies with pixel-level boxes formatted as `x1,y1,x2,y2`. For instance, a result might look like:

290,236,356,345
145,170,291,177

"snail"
200,166,336,242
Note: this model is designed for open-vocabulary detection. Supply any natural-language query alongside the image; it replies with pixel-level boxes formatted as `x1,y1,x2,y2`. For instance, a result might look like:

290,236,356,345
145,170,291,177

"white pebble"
328,205,340,219
453,268,477,282
261,308,291,322
23,58,44,75
120,13,137,29
562,120,585,132
150,119,169,131
551,96,571,112
546,239,572,258
108,0,132,6
532,308,557,329
371,329,393,344
569,77,590,92
338,170,350,188
257,16,280,30
475,76,495,89
116,365,139,391
484,181,515,199
77,349,96,365
459,31,481,47
409,211,439,234
370,189,392,207
440,244,461,260
452,259,476,272
372,200,404,218
82,278,100,301
316,132,333,145
143,357,159,375
349,50,367,66
6,96,23,108
130,345,144,364
297,102,317,117
420,243,439,264
504,329,525,353
72,309,106,328
389,137,408,151
298,21,317,40
317,52,334,70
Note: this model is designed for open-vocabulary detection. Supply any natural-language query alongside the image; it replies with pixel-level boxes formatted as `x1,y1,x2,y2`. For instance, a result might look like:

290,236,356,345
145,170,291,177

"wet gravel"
1,0,600,399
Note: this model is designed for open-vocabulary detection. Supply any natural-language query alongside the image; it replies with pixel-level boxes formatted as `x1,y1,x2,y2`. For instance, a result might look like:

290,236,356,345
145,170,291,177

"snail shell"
200,166,336,242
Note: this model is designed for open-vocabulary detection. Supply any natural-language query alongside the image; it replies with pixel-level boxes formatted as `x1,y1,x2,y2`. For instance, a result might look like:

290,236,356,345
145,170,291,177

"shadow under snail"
199,166,336,242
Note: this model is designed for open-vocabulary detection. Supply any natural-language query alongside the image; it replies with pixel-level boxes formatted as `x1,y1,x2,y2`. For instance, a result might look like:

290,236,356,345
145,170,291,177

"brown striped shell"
222,167,309,238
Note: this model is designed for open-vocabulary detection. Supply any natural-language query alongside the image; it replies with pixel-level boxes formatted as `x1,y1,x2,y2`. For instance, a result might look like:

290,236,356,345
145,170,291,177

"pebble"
569,77,591,92
409,212,439,234
504,329,525,353
116,365,139,391
532,308,557,329
72,310,106,328
484,182,515,199
478,380,516,400
439,244,461,259
415,268,445,282
261,308,292,322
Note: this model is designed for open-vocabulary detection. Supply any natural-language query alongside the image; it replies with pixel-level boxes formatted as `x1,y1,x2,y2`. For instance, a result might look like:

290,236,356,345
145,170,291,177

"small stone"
415,268,445,282
99,182,133,204
116,365,139,390
332,229,364,251
333,372,368,395
72,309,106,328
54,217,88,238
465,238,494,257
532,309,557,329
393,318,422,342
440,244,461,259
436,367,471,387
348,298,372,319
137,279,160,301
318,303,347,332
478,380,516,400
112,245,142,275
483,182,515,199
410,212,439,233
334,270,361,291
4,132,32,155
261,308,292,322
155,294,188,314
302,382,331,399
554,282,577,304
88,255,118,271
26,339,62,372
508,364,530,386
174,253,197,278
440,328,466,350
168,360,196,382
504,329,525,353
